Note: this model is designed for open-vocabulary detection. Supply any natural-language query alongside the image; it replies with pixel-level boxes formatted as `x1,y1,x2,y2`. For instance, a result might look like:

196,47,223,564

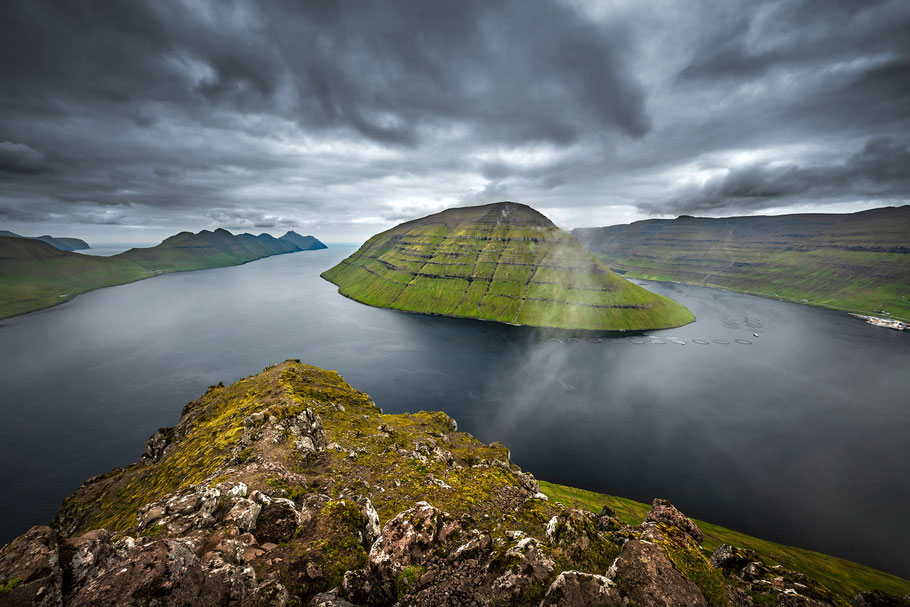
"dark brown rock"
710,544,760,573
0,525,62,607
368,502,446,600
609,539,708,607
540,570,627,606
489,537,556,600
341,568,374,605
308,590,357,606
852,591,910,607
644,499,704,544
253,494,302,545
67,540,229,607
63,528,113,591
243,579,290,607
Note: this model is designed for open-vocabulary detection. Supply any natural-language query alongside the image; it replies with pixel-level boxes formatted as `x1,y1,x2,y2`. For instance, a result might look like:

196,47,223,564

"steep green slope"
0,228,322,319
0,237,153,318
573,206,910,321
322,202,694,331
116,228,299,272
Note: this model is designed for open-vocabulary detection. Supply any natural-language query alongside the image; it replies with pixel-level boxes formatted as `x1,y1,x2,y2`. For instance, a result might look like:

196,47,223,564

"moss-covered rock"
0,360,896,606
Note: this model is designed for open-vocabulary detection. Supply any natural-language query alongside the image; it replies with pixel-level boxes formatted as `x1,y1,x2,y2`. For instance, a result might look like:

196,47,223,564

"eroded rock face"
608,539,708,607
137,484,223,537
540,570,626,607
711,544,760,573
490,537,557,601
852,591,910,607
64,528,113,590
644,498,704,544
0,525,62,607
367,502,458,600
253,492,303,545
67,539,231,607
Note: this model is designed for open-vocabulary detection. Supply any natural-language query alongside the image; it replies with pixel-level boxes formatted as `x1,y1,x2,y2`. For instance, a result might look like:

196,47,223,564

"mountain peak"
278,231,327,250
322,202,693,331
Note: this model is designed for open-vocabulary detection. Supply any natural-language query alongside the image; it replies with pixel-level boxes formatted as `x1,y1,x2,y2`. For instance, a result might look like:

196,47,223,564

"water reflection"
0,247,907,576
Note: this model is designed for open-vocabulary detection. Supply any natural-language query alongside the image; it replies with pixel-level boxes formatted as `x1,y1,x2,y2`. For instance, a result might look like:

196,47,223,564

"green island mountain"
0,228,326,319
322,202,694,331
280,230,329,251
573,206,910,321
0,230,90,251
0,360,905,606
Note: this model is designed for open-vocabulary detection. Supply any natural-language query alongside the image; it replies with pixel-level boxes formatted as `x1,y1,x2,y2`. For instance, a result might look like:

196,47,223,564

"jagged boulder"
63,528,113,589
607,539,708,607
710,544,761,573
644,498,704,544
67,539,233,607
309,591,357,607
357,497,381,548
546,508,621,573
540,570,626,607
252,492,303,545
141,427,174,463
367,502,461,600
853,591,910,606
137,484,222,536
490,537,557,600
0,525,62,607
245,579,291,606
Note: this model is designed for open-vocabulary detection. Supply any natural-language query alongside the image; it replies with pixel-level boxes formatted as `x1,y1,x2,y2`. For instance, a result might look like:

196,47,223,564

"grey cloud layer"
650,137,910,215
0,0,908,240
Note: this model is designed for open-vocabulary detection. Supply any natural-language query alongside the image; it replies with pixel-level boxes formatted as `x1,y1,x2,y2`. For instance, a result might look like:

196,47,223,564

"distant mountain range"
322,201,694,331
573,205,910,321
279,231,328,251
0,230,90,252
0,228,326,319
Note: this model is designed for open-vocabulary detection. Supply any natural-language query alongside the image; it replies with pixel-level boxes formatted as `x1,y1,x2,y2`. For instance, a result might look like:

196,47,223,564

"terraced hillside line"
321,202,695,331
509,260,541,324
573,206,910,321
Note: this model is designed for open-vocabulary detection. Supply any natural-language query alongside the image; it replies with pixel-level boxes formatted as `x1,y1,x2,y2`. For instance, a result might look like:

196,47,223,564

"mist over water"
0,247,907,577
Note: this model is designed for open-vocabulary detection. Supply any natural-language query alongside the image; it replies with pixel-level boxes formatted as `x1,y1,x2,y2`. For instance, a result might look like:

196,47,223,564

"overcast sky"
1,1,908,243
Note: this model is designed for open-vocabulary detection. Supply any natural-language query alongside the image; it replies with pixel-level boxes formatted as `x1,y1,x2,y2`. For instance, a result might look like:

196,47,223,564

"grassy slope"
539,481,910,600
0,237,154,318
573,206,910,321
322,202,694,331
0,229,309,319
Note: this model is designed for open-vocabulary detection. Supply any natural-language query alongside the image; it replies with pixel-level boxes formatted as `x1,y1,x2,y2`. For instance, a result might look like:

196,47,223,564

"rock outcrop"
0,360,901,606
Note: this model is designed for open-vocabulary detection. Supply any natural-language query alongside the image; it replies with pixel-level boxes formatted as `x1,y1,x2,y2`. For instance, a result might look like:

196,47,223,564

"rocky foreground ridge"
0,361,906,607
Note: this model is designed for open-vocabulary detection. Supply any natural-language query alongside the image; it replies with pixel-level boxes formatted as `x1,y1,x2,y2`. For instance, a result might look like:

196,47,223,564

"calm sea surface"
0,246,907,576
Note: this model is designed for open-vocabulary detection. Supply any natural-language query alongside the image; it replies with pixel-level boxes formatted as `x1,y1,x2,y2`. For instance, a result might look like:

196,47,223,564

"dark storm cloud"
0,0,908,240
0,142,49,176
0,1,648,142
651,137,910,215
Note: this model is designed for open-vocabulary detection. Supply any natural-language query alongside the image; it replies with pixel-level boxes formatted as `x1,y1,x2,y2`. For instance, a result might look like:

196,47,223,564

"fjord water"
0,247,908,577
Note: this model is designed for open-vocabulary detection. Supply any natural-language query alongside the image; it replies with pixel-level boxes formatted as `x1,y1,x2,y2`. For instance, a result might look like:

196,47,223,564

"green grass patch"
538,481,910,600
